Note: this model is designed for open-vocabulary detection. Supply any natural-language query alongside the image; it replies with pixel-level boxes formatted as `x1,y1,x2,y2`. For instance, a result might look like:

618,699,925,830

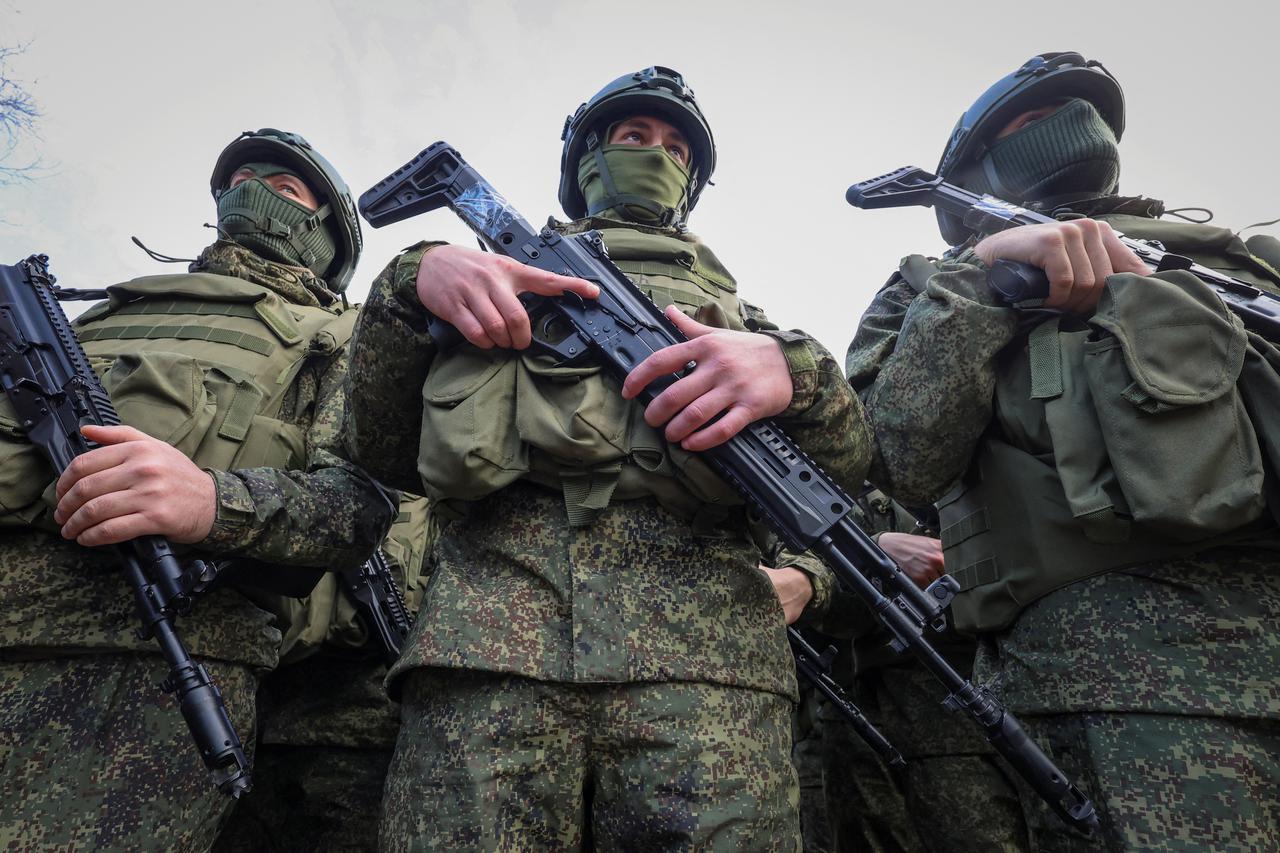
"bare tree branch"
0,42,41,184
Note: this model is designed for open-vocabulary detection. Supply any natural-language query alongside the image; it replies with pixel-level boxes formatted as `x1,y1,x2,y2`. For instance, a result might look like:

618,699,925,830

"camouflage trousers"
212,744,391,853
1009,712,1280,853
0,652,257,853
796,665,1025,853
380,668,801,852
214,654,399,853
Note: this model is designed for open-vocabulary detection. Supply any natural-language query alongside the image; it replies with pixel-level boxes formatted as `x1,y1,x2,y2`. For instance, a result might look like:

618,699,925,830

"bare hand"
974,220,1148,314
416,244,599,349
761,564,813,625
621,305,793,451
878,533,945,590
53,424,217,547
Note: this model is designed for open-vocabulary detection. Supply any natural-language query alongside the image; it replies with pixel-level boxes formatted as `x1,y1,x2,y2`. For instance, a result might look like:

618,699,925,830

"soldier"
0,128,395,850
346,66,872,850
214,495,438,853
845,52,1280,851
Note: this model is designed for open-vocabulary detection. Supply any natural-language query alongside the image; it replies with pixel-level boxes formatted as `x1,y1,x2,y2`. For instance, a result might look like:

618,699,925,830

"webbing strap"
1028,318,1064,400
78,324,275,357
109,294,303,347
559,466,622,527
217,382,264,442
951,557,1000,592
109,299,261,320
940,507,989,550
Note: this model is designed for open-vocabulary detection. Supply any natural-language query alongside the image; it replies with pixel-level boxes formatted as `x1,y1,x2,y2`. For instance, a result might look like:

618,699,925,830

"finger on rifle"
1103,225,1151,275
1080,220,1117,299
682,403,753,452
55,443,134,502
662,387,734,444
643,364,718,428
54,465,136,525
80,424,150,445
1059,224,1097,313
1036,230,1076,310
514,262,599,300
60,490,136,541
664,304,714,339
621,339,702,401
465,291,513,350
489,280,532,350
444,298,497,350
73,512,151,547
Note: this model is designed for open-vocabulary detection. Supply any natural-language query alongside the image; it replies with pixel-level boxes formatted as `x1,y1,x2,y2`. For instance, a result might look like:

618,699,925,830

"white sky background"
2,0,1277,362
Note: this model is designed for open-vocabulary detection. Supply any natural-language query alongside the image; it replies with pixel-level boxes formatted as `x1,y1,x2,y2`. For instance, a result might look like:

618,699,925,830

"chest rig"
73,271,354,475
417,222,747,526
907,218,1280,632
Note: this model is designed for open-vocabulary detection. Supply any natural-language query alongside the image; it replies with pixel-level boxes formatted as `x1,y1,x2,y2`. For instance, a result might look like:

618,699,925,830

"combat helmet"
936,52,1125,245
210,128,363,291
558,65,716,223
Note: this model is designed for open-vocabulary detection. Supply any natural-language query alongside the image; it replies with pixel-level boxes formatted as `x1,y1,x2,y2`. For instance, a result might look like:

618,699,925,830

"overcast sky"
2,0,1276,361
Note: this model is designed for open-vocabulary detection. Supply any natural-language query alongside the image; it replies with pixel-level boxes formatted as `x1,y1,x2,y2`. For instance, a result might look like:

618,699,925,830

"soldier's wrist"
758,330,820,415
200,468,254,549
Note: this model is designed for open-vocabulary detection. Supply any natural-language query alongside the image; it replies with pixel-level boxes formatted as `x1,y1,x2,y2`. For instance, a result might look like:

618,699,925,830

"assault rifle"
789,627,904,769
339,547,413,664
357,142,1099,832
0,255,251,797
846,166,1280,338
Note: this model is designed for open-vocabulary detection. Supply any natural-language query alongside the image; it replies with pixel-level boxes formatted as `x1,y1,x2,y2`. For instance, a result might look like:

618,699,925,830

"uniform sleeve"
742,302,873,496
344,242,442,494
845,252,1018,505
772,547,835,630
200,343,398,569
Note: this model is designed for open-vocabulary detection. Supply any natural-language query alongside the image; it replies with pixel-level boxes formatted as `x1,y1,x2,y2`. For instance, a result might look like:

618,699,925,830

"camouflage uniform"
845,205,1280,851
214,496,438,853
0,240,393,852
346,227,872,851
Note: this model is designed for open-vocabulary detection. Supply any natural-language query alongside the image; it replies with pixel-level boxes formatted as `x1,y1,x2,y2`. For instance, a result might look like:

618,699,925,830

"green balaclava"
215,162,338,277
967,98,1120,206
576,136,692,225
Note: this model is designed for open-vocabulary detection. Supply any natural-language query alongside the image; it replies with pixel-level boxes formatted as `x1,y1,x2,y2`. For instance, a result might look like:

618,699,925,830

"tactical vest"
417,223,745,525
72,271,355,477
0,272,354,530
918,217,1280,633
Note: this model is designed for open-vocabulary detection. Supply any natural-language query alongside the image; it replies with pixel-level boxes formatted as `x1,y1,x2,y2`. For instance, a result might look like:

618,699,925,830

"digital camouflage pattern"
846,211,1280,850
215,496,438,853
978,550,1280,852
348,235,871,699
211,656,398,853
347,223,872,849
0,654,257,852
0,240,392,849
380,669,800,852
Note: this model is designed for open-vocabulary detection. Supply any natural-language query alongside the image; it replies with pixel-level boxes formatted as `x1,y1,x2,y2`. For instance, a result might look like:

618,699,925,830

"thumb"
665,304,713,340
80,423,150,445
